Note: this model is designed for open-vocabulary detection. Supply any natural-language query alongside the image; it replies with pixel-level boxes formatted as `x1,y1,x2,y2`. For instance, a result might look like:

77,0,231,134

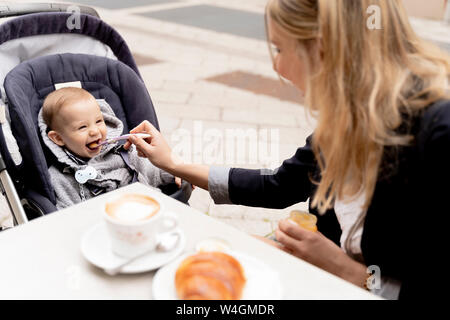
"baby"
43,87,107,160
39,87,181,209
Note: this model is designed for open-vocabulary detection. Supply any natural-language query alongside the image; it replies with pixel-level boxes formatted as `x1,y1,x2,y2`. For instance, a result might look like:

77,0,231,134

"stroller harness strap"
115,145,139,184
0,12,141,79
78,145,138,199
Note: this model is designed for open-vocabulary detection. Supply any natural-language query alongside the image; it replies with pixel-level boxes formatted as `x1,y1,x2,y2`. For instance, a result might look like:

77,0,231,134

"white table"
0,183,380,299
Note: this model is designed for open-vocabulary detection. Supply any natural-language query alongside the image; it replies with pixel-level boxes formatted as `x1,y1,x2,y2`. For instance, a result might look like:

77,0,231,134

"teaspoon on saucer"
103,232,180,276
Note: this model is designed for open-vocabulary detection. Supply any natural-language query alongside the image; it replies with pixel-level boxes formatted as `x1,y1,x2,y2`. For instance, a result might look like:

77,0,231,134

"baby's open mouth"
87,139,102,150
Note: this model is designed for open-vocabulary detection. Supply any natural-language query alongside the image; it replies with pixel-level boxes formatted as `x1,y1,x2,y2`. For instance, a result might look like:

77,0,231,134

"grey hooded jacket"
38,99,174,210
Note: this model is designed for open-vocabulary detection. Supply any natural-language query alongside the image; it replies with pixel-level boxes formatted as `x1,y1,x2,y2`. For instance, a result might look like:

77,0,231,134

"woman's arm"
165,163,210,191
226,135,317,209
125,121,317,209
124,121,210,189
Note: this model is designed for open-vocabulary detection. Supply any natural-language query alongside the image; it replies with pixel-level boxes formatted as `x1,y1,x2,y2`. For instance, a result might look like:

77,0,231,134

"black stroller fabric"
2,53,188,213
0,12,141,79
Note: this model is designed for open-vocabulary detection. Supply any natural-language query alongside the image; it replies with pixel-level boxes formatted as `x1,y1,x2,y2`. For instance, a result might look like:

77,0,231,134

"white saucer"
80,222,186,274
152,250,283,300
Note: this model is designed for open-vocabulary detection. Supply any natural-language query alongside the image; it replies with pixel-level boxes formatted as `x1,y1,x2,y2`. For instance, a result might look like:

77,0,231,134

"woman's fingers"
275,218,315,258
130,136,153,157
130,120,159,136
137,148,145,158
123,140,131,150
126,120,174,171
129,121,148,134
252,235,282,248
278,218,310,241
125,121,157,150
252,235,293,254
275,228,300,251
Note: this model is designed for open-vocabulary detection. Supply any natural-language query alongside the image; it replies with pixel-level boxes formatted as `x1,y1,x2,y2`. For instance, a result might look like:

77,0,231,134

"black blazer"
227,99,450,299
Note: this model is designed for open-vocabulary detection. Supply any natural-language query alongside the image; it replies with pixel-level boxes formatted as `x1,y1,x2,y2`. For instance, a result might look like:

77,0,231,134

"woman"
125,0,450,299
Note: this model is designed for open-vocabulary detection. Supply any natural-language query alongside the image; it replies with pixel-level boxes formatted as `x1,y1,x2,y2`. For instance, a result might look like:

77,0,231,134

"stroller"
0,3,192,227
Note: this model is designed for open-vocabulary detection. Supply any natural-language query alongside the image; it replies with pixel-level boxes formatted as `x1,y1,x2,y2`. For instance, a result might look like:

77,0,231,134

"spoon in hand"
88,133,151,149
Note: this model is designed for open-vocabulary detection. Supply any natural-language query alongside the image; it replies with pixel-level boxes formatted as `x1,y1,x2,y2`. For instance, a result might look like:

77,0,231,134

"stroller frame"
0,153,27,225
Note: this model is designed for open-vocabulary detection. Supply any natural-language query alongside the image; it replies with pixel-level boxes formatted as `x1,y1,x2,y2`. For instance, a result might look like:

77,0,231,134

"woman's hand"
276,219,368,288
125,121,212,190
124,120,180,172
251,235,292,253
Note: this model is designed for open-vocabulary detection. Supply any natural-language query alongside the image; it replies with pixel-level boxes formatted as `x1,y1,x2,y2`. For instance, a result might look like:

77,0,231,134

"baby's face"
48,97,107,159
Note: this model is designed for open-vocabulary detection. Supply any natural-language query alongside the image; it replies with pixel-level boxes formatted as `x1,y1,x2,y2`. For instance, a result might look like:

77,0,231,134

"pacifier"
75,166,98,184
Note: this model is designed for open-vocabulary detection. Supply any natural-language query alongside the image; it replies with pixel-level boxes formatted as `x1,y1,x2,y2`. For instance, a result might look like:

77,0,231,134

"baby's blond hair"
42,87,95,130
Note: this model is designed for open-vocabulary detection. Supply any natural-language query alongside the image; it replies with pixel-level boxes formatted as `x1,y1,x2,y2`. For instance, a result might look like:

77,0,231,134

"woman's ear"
48,130,65,146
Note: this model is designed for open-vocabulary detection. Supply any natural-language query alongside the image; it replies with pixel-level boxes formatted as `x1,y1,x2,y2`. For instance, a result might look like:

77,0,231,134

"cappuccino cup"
103,193,177,258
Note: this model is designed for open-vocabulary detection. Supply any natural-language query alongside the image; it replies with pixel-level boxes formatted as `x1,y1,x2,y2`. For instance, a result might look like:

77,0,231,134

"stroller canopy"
0,12,142,93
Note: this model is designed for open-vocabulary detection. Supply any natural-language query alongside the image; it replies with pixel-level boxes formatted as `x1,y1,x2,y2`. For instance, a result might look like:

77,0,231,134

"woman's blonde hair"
266,0,450,213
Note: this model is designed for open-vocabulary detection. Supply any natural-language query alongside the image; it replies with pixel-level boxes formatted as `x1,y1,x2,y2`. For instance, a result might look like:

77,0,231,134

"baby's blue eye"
78,125,87,130
96,119,103,124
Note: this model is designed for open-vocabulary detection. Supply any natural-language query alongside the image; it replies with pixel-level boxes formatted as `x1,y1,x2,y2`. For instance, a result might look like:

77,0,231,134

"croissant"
175,251,246,300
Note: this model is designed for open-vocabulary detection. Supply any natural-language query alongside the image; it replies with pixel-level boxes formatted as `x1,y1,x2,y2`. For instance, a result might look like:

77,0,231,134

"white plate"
152,251,283,300
80,222,186,274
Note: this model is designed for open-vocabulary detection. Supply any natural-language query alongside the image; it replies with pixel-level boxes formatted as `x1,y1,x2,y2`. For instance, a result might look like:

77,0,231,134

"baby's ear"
47,130,65,146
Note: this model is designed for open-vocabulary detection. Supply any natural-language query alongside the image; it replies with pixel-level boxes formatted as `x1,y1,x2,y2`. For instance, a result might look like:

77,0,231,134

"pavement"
1,0,449,236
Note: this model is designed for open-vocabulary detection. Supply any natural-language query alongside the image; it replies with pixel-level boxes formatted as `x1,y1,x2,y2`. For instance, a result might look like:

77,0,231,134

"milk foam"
112,202,157,222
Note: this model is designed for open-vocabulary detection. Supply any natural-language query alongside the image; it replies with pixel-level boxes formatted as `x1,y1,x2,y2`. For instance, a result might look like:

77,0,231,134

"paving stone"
156,115,181,136
151,90,191,104
258,126,314,146
73,0,179,10
206,71,302,103
187,93,227,108
138,4,266,41
155,102,221,121
132,52,161,66
257,97,306,114
276,143,303,163
178,119,258,134
222,108,298,127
